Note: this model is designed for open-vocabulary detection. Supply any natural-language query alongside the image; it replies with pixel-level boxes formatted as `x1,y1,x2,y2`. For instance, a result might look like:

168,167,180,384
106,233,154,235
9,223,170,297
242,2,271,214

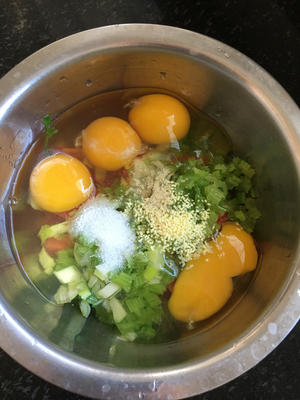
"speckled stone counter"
0,0,299,399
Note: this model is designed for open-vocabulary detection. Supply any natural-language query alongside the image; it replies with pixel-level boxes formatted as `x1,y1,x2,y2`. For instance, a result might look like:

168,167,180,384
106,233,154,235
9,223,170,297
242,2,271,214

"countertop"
0,0,299,399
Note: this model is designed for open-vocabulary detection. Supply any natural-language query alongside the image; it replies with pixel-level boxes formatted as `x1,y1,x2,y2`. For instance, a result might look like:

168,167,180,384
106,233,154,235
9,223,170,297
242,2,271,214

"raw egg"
29,153,94,213
128,94,191,144
168,222,258,322
82,116,141,171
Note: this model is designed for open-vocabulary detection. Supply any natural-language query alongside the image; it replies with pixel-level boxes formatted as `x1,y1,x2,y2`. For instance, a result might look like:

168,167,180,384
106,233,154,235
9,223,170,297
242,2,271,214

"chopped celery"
125,298,143,316
148,283,165,294
148,275,162,285
38,221,69,244
94,267,106,281
54,285,72,304
111,272,132,292
97,282,120,299
173,155,260,232
76,281,91,300
87,275,99,289
67,283,79,301
102,299,111,312
143,263,159,281
91,280,103,296
55,249,76,271
109,297,127,323
143,247,164,281
74,241,102,268
147,247,164,270
79,300,91,318
83,267,93,281
38,247,55,274
54,266,81,284
143,291,161,307
86,295,102,306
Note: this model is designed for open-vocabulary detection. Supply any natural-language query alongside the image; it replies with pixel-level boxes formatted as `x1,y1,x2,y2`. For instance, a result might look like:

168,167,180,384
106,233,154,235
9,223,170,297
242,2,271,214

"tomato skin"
217,213,228,225
44,234,73,257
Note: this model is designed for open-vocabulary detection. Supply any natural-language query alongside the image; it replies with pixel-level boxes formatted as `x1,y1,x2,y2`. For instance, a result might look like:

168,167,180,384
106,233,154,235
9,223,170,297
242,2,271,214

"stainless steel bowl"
0,24,299,400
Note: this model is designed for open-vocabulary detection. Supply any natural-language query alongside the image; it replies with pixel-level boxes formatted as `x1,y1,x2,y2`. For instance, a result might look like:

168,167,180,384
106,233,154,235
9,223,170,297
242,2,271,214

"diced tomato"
171,154,200,163
201,156,209,166
168,280,176,293
44,234,73,257
170,154,211,166
217,213,228,225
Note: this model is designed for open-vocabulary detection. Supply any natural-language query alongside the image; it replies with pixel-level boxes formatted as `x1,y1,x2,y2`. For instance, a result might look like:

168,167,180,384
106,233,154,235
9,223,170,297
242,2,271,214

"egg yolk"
29,153,94,213
82,117,141,171
168,223,258,322
128,94,191,144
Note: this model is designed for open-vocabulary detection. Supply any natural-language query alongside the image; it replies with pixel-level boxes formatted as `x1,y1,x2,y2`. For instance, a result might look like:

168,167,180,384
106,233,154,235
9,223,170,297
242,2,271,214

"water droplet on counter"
85,79,92,87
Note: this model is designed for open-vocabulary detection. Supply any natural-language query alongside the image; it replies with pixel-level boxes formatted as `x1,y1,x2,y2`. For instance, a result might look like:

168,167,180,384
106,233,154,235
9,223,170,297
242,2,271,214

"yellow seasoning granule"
125,160,211,265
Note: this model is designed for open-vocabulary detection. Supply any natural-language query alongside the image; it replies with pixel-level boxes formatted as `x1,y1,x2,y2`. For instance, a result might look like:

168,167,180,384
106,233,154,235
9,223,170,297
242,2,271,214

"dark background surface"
0,0,299,399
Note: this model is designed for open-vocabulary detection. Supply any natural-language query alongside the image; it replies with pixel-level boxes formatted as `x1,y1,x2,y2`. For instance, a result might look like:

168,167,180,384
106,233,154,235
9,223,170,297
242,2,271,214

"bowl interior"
0,42,299,372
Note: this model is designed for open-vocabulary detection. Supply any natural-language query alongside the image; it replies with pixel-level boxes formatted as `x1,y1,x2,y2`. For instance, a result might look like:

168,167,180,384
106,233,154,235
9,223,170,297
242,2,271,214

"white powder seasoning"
70,197,135,275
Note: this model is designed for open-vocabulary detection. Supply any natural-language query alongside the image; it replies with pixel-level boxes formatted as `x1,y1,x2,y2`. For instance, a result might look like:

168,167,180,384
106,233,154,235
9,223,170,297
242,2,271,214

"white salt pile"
70,197,135,275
